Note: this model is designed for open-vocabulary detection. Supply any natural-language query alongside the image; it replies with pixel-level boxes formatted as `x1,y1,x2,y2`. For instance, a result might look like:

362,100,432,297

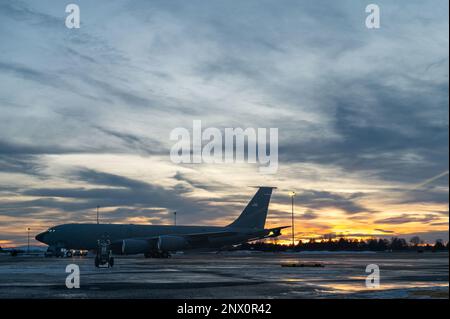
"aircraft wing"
113,231,240,249
114,228,287,254
179,231,240,245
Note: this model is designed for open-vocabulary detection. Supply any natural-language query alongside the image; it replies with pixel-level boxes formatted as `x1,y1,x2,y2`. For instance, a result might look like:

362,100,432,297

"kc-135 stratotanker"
36,187,288,267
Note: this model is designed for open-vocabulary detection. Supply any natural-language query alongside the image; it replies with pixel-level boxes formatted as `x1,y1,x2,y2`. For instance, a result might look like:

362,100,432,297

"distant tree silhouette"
410,236,423,247
238,236,449,252
389,237,409,250
432,239,446,252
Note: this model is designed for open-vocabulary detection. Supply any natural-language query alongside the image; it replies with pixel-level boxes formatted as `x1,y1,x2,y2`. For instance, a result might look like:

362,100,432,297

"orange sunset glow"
0,155,447,247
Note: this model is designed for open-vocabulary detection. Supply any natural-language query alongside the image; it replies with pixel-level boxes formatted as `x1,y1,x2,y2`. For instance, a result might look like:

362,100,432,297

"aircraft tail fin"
227,187,275,229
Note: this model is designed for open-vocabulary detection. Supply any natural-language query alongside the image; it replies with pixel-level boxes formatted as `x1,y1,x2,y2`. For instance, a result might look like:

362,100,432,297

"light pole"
96,206,100,224
289,192,296,247
174,211,177,226
27,227,30,254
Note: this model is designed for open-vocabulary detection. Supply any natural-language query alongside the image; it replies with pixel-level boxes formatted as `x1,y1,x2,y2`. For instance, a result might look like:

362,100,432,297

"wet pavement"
0,251,447,298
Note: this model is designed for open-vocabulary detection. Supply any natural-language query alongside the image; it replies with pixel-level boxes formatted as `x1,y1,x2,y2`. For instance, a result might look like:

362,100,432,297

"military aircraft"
36,187,288,266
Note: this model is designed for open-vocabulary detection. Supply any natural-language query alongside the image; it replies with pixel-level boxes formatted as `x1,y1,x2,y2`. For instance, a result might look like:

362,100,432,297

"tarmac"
0,251,448,298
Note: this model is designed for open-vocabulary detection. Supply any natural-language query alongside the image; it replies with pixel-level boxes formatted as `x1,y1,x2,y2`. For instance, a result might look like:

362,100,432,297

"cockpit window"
47,228,56,233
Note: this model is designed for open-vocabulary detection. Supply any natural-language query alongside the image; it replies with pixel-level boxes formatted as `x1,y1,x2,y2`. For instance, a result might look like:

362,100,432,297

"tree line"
240,237,449,252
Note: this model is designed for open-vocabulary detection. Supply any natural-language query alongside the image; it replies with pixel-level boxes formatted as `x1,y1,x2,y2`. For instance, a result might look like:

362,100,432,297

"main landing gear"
144,251,171,258
95,239,114,268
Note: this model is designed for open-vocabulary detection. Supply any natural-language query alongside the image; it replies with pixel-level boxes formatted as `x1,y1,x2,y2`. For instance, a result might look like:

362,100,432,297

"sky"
0,0,448,247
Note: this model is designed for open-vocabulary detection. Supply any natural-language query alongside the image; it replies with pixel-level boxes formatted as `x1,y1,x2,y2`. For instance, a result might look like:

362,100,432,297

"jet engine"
157,235,189,251
120,239,150,255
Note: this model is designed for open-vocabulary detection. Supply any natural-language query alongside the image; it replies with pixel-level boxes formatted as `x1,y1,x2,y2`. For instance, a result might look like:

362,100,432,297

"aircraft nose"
35,232,47,243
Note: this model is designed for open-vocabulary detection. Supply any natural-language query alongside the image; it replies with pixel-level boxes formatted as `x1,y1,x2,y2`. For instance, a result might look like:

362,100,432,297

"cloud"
374,228,395,234
375,213,441,225
320,232,392,240
298,210,319,220
17,169,201,213
0,168,242,226
0,62,67,90
292,189,370,214
0,1,60,28
0,154,43,176
173,171,229,192
93,127,168,155
430,222,449,227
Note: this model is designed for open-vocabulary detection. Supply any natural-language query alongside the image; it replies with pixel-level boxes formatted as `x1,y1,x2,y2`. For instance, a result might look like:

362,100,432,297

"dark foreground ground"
0,251,447,298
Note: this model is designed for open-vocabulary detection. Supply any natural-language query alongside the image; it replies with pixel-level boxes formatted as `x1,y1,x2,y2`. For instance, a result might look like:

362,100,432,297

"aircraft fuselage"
36,223,270,252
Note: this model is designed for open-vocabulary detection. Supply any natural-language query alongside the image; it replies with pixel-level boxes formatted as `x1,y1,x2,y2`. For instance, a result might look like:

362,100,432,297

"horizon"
0,213,448,247
2,234,448,250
